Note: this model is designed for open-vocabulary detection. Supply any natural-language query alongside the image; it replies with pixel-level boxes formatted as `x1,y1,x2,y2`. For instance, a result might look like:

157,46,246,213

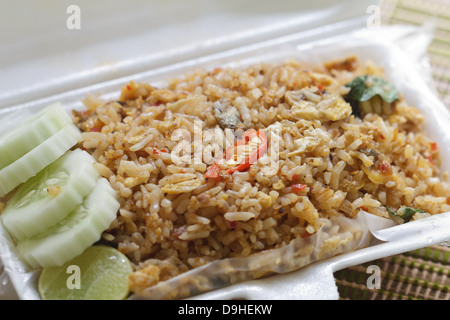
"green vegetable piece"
386,206,426,224
0,103,72,170
346,75,399,103
345,76,367,102
17,178,119,269
0,124,81,197
1,149,99,242
344,75,399,117
386,206,403,224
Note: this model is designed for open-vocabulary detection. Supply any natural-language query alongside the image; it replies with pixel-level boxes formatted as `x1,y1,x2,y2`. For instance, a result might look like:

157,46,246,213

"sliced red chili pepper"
291,184,307,193
204,163,220,179
227,130,267,174
376,160,392,175
430,142,438,151
204,129,268,179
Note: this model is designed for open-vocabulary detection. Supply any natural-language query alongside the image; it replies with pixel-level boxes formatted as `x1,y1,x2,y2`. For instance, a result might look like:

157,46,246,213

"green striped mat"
334,0,450,300
335,245,450,300
381,0,450,107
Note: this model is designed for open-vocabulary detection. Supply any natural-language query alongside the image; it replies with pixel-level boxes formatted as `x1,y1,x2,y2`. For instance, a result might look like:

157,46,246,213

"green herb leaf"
386,206,426,224
398,207,416,223
386,206,404,224
362,76,399,103
344,75,368,102
344,75,399,117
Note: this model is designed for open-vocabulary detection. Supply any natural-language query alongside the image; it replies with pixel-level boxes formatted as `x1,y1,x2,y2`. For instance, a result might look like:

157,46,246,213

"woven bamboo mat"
334,0,450,300
335,245,450,300
381,0,450,108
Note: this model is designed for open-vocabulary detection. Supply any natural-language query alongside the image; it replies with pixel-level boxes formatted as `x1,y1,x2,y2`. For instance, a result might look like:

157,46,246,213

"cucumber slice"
0,123,81,197
0,103,73,170
1,149,100,242
17,178,119,269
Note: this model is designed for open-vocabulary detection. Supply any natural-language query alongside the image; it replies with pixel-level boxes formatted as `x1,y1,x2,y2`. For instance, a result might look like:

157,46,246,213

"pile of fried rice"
73,55,450,297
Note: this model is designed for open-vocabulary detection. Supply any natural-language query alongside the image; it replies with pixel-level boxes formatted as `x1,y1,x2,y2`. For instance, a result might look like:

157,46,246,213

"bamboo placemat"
334,0,450,300
335,245,450,300
381,0,450,108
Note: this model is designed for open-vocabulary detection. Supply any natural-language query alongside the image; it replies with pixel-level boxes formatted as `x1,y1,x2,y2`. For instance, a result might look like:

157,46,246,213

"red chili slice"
227,130,267,174
204,129,268,179
204,163,221,179
291,184,307,193
430,142,438,151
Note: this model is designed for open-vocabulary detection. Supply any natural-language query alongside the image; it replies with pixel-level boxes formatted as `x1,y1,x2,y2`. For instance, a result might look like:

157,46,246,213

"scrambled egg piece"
285,89,352,122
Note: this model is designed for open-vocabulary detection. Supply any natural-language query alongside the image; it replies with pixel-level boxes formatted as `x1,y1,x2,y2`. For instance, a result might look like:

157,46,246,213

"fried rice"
72,55,450,298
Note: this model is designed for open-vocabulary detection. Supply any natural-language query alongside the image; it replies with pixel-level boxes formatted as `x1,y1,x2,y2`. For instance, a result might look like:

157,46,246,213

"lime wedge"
38,245,132,300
